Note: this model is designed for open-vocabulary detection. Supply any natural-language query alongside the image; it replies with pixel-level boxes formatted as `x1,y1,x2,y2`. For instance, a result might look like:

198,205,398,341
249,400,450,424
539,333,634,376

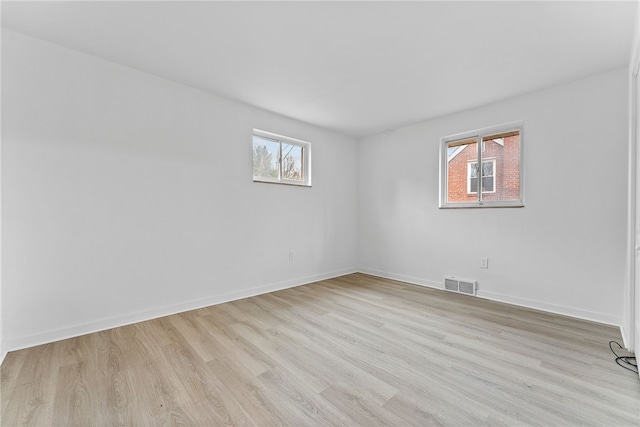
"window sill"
253,178,312,188
439,202,524,209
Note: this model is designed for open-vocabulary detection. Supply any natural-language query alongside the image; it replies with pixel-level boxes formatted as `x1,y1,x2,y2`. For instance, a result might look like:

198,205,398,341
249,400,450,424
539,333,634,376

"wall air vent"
444,276,478,296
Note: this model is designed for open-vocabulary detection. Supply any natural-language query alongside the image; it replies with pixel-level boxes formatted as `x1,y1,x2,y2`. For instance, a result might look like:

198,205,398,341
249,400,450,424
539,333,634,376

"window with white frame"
468,159,495,194
252,129,311,186
440,122,523,208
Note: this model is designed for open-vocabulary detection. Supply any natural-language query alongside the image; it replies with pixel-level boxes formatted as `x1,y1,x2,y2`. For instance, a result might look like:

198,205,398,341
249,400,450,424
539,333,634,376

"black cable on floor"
609,341,638,374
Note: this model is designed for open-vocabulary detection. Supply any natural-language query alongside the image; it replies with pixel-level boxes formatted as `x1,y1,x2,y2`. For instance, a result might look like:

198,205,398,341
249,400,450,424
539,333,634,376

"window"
468,159,495,194
440,122,523,208
253,129,311,186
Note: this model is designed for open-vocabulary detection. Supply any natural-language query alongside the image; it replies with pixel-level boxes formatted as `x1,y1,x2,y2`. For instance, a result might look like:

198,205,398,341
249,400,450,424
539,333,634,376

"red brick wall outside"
447,135,520,203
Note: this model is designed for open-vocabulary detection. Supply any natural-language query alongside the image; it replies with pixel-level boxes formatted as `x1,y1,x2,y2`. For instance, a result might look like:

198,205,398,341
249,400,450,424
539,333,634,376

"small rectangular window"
440,122,523,208
253,129,311,186
468,159,495,194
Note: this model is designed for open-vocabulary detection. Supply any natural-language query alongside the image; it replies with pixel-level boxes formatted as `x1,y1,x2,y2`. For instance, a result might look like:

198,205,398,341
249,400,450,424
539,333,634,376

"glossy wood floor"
2,273,639,426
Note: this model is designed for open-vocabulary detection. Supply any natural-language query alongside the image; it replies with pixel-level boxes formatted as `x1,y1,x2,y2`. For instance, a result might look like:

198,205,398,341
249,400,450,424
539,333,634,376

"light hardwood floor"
1,273,639,426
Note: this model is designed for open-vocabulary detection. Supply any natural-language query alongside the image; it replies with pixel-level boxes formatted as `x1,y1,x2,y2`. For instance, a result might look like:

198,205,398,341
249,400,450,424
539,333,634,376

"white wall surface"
633,1,640,362
358,68,629,325
624,6,639,353
2,30,358,351
1,27,631,354
0,7,4,365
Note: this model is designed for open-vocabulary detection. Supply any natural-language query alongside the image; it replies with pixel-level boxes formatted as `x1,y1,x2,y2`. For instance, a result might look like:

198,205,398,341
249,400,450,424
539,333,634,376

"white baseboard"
5,267,357,353
620,322,632,351
0,343,6,367
479,290,620,327
6,267,625,355
360,269,621,327
636,319,640,357
358,268,443,290
634,319,640,378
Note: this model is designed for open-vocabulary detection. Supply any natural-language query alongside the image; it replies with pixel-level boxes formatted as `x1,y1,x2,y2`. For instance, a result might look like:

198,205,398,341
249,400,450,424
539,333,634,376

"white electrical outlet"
480,258,489,269
289,251,294,261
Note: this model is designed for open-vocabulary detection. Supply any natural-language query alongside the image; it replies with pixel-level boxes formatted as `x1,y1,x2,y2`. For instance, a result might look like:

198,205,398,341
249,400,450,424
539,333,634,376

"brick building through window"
447,134,520,203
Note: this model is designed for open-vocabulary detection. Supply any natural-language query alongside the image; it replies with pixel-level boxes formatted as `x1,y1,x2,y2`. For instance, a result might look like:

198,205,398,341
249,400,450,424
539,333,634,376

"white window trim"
439,121,524,209
467,158,496,194
253,129,312,187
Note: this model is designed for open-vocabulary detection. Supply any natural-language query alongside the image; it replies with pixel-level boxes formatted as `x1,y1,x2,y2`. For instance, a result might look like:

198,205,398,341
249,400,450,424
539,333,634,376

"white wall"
0,6,4,365
358,68,629,325
1,27,631,355
632,4,640,358
624,6,639,354
635,0,640,363
2,30,358,351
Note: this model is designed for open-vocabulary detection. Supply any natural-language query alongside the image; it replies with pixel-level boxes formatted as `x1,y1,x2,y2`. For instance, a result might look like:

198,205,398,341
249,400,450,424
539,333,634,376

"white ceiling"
2,1,637,138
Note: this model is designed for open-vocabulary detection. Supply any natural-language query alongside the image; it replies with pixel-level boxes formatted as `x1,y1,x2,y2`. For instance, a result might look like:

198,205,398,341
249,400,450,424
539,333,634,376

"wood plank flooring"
1,273,639,426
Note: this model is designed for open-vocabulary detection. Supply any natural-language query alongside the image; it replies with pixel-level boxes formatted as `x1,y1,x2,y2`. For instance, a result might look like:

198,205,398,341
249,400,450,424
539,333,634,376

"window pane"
446,138,478,202
253,135,279,180
482,161,493,177
481,131,520,201
441,125,522,208
469,178,478,193
482,176,494,192
281,143,303,182
469,162,478,178
253,129,311,186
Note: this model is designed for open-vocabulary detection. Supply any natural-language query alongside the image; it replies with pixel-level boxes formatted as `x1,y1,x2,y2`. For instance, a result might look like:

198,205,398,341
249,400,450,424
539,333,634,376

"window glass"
446,138,478,203
281,143,303,182
482,132,521,202
252,130,311,186
253,135,279,180
441,124,523,208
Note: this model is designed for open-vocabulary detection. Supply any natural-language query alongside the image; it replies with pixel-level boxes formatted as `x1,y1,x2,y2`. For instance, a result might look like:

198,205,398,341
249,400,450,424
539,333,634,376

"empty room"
1,1,639,426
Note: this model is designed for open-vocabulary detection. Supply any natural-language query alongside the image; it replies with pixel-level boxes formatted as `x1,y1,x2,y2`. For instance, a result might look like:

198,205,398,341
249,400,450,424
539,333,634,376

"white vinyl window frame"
252,129,312,187
467,158,496,194
439,121,524,209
